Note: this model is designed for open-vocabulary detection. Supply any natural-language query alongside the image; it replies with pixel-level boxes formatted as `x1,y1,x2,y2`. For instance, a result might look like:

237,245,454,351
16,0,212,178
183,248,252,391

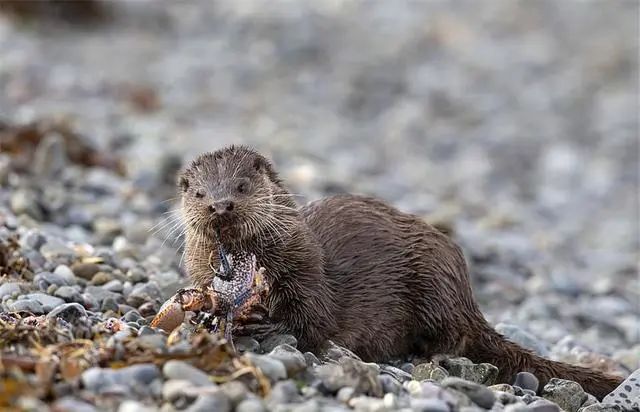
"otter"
178,145,622,399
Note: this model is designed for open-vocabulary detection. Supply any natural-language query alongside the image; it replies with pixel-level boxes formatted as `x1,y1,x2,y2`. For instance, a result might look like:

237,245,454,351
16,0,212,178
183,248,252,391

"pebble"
52,397,98,412
268,380,301,404
580,403,625,411
236,336,261,353
46,302,87,324
236,398,267,412
513,372,539,392
267,344,307,377
409,398,450,412
261,334,298,352
412,362,449,382
602,368,640,410
0,282,21,298
443,357,499,385
541,378,587,412
441,377,496,409
81,364,160,395
54,285,82,302
245,353,287,382
118,400,158,412
183,393,231,412
71,262,101,280
162,360,213,386
219,381,249,405
527,399,562,411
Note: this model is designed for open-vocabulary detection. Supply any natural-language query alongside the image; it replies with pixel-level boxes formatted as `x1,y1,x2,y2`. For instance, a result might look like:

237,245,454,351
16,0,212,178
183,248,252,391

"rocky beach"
0,1,638,411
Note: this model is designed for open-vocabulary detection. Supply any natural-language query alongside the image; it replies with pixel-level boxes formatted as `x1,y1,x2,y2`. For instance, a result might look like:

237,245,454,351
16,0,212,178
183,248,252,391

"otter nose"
210,200,234,215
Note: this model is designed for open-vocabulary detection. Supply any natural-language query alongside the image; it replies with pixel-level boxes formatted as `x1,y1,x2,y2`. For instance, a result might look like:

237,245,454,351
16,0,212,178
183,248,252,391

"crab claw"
150,288,216,333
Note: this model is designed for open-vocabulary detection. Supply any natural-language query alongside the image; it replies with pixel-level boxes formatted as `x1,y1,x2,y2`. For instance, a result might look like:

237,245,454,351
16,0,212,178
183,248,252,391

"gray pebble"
52,396,98,412
409,398,450,412
442,357,498,385
7,298,44,313
236,398,266,412
81,364,160,395
541,378,587,412
184,393,231,412
261,334,298,352
163,360,213,386
268,380,301,404
245,353,287,382
267,344,307,377
54,285,82,302
580,403,624,411
235,336,260,353
46,302,87,324
380,364,413,383
527,399,562,411
513,372,539,392
413,362,449,382
219,381,249,405
441,377,496,409
0,282,21,299
602,368,640,410
71,262,101,280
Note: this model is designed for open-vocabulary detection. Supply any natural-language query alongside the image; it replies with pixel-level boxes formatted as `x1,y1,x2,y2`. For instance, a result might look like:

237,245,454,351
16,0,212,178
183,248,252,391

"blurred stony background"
0,1,638,410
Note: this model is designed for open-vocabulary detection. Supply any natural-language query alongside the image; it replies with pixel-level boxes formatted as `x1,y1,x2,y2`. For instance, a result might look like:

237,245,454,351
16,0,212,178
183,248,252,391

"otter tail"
464,325,623,400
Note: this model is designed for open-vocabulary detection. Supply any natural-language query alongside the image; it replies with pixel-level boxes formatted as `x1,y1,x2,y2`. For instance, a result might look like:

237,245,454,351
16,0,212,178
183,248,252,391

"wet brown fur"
179,145,623,400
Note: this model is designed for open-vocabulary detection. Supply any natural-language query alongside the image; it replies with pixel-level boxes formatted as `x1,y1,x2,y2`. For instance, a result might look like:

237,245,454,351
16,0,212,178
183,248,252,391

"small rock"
413,362,449,382
527,399,562,411
184,392,231,412
541,378,587,412
245,353,287,382
490,384,515,394
101,297,120,312
219,381,249,406
54,285,82,302
304,351,321,367
47,302,87,324
267,380,301,404
267,344,307,376
81,364,160,396
380,364,413,383
442,357,499,385
71,262,101,280
261,334,298,352
581,403,624,411
337,386,355,403
441,377,496,409
10,189,42,220
52,396,98,412
91,271,114,286
378,374,402,395
320,340,362,362
0,282,21,298
235,336,260,353
602,368,640,410
163,360,212,386
236,398,266,412
117,400,157,412
22,292,65,312
7,298,44,313
513,372,539,392
409,398,450,412
53,265,77,283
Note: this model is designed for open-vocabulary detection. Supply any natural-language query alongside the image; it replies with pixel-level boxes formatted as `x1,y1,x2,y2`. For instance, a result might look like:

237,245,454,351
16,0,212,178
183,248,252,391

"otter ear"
178,176,189,192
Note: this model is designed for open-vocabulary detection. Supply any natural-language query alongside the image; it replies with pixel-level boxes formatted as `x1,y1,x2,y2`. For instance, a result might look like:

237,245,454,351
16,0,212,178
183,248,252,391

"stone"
267,380,301,404
183,393,231,412
219,381,249,406
260,334,298,352
52,396,98,412
513,372,540,392
527,399,562,411
378,374,402,395
541,378,587,412
81,364,160,396
413,362,449,382
117,400,157,412
320,340,362,362
53,265,77,283
602,368,640,410
442,357,499,385
245,353,287,382
379,364,413,383
54,285,82,302
267,344,307,377
10,189,42,220
71,262,101,280
581,403,624,411
0,282,21,298
235,336,260,353
162,360,212,386
315,357,382,397
409,398,450,412
47,302,87,324
441,377,496,409
236,398,266,412
7,298,44,313
20,292,64,312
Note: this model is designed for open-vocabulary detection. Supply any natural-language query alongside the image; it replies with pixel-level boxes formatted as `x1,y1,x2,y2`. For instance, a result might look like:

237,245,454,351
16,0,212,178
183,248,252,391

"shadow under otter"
178,145,623,400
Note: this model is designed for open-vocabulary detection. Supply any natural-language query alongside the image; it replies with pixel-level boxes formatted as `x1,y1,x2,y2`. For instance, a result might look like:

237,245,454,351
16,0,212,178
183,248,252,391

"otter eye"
195,191,204,199
237,182,246,193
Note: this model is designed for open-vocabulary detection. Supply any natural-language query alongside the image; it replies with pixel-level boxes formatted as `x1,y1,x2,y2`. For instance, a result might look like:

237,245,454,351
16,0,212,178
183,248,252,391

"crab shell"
150,288,216,333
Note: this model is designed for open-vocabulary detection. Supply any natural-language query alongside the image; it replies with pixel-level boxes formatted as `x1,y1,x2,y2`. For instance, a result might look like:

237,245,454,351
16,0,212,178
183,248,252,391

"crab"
150,249,268,350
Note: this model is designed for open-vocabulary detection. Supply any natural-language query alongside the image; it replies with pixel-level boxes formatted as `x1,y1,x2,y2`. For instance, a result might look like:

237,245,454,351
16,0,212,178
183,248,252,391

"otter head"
178,145,295,243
